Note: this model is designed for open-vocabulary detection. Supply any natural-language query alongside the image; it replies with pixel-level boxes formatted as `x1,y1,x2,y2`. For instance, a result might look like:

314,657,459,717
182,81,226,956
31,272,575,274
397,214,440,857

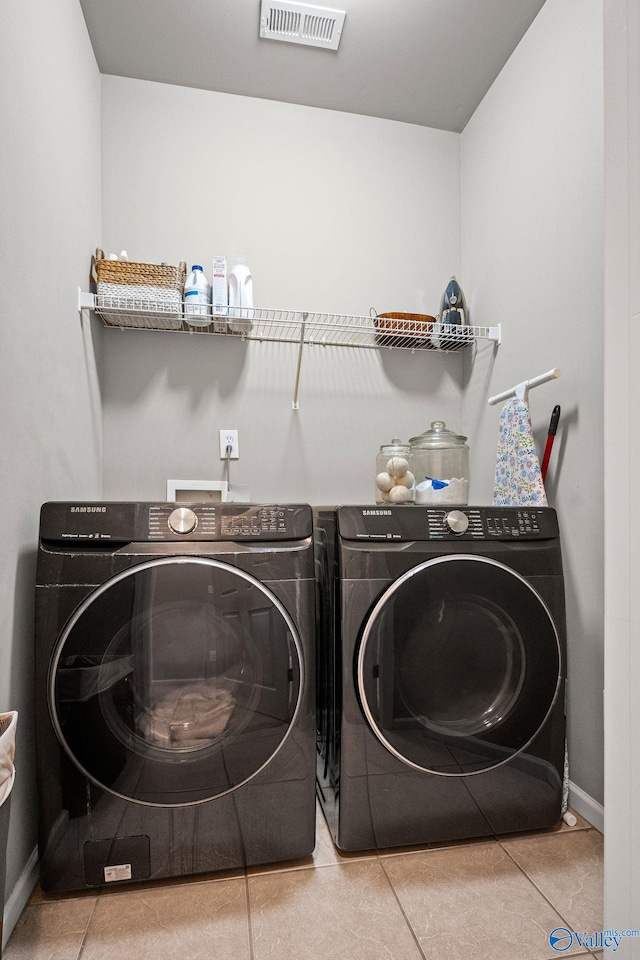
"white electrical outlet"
219,429,239,459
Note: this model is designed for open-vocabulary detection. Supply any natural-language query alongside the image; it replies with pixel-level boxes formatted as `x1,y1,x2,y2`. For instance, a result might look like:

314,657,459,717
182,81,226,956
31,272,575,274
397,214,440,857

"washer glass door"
357,556,561,775
50,557,303,805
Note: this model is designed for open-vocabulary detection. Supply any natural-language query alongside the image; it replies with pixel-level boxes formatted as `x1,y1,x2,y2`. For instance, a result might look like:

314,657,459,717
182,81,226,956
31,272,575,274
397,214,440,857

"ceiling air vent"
259,1,346,51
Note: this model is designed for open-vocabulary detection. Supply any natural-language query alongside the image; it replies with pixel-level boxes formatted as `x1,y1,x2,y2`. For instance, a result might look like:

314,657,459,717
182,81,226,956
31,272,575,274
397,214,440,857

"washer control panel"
38,502,312,543
338,506,558,541
150,504,216,539
148,504,306,540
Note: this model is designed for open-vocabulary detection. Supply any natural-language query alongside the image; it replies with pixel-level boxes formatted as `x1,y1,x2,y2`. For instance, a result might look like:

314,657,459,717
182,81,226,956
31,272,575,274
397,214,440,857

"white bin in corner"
0,711,17,958
0,713,17,808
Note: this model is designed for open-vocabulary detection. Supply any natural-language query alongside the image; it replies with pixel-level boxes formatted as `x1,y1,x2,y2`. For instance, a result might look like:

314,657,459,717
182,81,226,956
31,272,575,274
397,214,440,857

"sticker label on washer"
104,863,132,882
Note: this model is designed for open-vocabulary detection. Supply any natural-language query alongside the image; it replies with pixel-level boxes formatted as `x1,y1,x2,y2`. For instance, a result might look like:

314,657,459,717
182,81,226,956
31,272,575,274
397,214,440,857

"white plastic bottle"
228,256,253,333
184,265,212,327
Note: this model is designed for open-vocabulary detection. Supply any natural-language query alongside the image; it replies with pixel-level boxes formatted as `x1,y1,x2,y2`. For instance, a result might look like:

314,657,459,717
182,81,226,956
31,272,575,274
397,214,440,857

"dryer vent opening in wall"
259,1,346,50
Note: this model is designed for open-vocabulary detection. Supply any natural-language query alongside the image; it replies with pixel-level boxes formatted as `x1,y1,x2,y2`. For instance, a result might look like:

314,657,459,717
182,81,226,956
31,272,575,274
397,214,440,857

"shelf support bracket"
292,313,308,410
78,289,96,314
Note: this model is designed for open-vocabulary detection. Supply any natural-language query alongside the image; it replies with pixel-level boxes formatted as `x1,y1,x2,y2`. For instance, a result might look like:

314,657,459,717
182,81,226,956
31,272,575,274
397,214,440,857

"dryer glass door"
49,557,303,805
357,555,562,775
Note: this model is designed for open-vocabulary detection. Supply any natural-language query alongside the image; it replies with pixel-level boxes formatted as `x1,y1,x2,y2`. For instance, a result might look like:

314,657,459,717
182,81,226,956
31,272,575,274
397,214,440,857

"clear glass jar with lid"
409,421,470,504
375,439,415,504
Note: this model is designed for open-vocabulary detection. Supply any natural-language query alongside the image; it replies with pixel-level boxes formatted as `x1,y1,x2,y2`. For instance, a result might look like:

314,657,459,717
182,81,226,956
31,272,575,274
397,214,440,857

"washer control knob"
445,510,469,534
168,507,197,535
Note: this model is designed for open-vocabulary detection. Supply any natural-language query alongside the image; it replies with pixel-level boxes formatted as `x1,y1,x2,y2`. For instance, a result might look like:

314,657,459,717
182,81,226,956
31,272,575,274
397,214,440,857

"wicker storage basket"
94,249,188,330
374,312,436,349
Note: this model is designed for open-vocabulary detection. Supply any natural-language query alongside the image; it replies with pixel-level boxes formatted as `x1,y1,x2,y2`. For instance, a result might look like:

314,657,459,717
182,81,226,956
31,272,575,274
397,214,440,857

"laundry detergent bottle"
184,264,212,327
228,256,253,333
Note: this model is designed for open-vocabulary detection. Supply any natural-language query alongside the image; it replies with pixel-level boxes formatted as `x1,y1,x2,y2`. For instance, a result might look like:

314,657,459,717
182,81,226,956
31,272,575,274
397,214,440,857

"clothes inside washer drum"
139,683,236,747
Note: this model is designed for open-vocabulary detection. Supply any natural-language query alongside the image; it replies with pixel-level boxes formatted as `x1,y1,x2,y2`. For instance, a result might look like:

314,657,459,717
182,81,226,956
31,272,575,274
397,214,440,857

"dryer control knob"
445,510,469,534
168,507,197,535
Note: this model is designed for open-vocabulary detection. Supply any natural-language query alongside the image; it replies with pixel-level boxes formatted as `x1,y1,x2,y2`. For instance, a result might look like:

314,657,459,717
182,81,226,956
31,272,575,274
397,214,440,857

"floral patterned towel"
493,398,547,506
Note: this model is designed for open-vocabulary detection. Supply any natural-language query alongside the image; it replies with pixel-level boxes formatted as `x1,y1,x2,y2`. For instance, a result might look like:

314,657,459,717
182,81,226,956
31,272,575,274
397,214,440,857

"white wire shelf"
77,290,501,408
78,291,501,352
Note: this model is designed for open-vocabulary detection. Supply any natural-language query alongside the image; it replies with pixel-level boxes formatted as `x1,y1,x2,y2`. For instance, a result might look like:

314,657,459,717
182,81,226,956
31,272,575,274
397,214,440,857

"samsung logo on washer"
70,506,107,513
362,510,392,516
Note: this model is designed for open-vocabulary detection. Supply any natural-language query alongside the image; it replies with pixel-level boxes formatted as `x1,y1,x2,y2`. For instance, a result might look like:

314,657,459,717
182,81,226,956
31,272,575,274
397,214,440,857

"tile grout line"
73,895,99,960
377,856,429,960
244,873,256,960
497,835,588,948
246,855,378,879
541,953,594,960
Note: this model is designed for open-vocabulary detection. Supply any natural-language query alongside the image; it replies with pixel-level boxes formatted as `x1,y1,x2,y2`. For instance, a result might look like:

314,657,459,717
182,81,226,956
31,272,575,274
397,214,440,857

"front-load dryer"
35,502,315,891
314,505,566,851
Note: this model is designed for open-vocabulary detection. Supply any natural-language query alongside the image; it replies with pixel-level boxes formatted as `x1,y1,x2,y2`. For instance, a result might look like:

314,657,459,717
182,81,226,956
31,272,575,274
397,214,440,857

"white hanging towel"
493,398,548,506
0,712,18,807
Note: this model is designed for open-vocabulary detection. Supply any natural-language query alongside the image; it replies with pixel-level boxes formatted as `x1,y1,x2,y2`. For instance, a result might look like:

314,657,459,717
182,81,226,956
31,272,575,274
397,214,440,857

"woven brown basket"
93,249,187,329
94,249,187,289
374,312,436,349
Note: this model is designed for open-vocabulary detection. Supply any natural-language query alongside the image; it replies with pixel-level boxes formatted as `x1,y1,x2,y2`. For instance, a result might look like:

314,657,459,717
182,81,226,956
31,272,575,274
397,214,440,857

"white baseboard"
1,846,38,950
569,779,604,834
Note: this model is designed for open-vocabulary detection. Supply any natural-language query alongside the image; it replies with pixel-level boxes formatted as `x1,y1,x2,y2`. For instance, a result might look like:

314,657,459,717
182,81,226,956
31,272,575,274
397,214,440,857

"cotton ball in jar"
388,484,413,503
387,456,409,478
394,470,415,489
375,472,394,493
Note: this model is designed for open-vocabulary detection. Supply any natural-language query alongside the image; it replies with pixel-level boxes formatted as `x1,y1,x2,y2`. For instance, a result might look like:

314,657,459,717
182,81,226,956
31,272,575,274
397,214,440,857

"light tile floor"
5,805,603,960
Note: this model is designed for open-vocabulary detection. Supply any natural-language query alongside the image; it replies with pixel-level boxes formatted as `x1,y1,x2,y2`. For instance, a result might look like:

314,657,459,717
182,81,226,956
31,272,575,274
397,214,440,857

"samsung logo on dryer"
70,506,107,513
362,510,392,516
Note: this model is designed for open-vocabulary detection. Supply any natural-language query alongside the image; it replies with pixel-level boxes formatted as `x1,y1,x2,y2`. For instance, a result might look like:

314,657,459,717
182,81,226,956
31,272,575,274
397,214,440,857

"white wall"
603,0,640,938
460,0,604,809
99,77,468,504
100,14,606,813
0,0,102,941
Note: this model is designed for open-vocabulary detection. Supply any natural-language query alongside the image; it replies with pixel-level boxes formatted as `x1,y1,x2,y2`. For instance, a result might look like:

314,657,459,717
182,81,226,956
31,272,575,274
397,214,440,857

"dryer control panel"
337,505,559,541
